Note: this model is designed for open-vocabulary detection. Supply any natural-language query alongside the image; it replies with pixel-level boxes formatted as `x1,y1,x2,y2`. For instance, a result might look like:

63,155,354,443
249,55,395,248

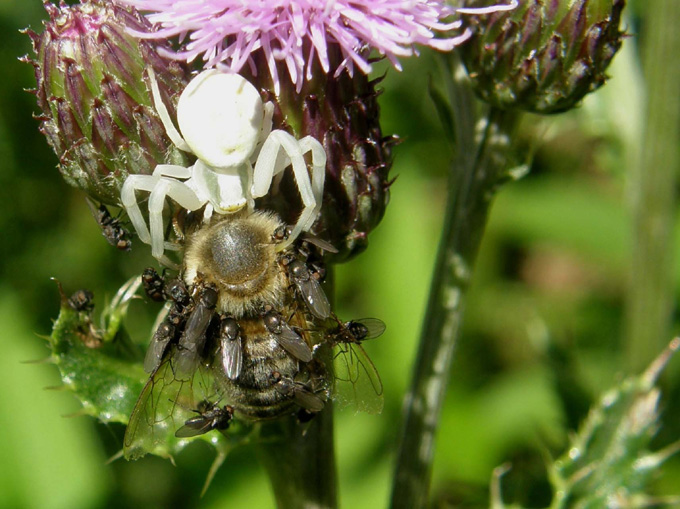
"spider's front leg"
252,131,326,249
121,165,205,264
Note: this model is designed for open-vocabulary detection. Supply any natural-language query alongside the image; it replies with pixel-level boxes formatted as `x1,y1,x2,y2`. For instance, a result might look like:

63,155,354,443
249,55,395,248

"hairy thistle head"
23,0,190,205
461,0,626,113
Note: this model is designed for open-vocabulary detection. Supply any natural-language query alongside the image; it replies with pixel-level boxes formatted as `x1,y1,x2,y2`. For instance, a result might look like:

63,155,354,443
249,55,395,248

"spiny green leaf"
491,339,680,508
549,338,680,509
49,277,146,423
48,277,250,469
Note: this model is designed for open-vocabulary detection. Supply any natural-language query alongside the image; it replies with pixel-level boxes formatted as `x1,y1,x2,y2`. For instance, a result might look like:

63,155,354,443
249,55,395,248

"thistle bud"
23,0,189,205
247,52,395,262
460,0,625,113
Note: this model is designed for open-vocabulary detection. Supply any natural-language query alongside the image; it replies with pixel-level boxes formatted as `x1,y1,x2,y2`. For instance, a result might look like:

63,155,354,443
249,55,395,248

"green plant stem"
256,270,337,509
390,59,520,506
625,0,680,372
257,403,336,508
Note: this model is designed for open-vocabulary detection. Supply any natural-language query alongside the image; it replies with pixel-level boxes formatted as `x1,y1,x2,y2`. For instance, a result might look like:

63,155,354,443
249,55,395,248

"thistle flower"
24,0,190,206
460,0,626,113
116,0,516,94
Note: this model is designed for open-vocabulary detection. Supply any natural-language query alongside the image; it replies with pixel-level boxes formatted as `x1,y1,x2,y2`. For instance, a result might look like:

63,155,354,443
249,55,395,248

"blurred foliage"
2,1,679,508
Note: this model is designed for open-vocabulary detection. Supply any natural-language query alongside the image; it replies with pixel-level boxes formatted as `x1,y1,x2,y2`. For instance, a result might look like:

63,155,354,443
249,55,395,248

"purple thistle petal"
115,0,517,94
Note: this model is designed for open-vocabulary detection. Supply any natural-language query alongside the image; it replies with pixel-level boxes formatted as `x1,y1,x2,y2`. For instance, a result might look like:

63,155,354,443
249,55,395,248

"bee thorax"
183,211,286,316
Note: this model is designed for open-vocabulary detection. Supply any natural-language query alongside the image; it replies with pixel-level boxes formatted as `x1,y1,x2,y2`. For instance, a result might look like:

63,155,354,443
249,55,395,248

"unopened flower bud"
23,0,189,205
460,0,625,113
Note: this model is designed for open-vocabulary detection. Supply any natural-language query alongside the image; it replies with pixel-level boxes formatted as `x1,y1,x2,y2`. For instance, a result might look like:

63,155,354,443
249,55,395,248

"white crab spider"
120,68,327,265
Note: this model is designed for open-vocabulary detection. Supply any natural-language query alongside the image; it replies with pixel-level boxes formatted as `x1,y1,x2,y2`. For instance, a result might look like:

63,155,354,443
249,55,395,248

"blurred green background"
1,1,678,508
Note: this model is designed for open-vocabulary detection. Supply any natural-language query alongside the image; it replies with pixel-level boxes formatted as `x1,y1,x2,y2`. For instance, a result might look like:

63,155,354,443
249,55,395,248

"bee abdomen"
219,331,300,419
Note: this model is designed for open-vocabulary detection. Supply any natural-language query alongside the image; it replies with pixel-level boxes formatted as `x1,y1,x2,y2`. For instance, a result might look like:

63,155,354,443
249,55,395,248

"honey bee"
125,210,333,457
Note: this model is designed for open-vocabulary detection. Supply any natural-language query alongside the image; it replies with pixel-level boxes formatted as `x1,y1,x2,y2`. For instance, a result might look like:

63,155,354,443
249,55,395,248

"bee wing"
221,336,242,380
174,415,214,438
272,324,313,362
297,279,331,319
353,318,387,340
124,352,216,459
332,342,384,414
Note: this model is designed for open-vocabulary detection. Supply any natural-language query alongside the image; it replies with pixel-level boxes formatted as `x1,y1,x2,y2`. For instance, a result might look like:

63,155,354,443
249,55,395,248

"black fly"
86,198,131,251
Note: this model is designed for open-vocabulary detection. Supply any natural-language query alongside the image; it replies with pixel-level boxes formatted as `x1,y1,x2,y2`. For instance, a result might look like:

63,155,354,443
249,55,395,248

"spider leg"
299,135,326,220
253,130,326,249
261,102,274,144
121,174,158,245
152,164,193,179
244,162,255,212
148,178,205,259
203,204,214,224
147,68,192,153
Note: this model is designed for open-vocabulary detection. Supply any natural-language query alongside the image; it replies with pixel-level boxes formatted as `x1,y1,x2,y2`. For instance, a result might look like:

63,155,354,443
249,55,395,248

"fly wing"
332,342,384,414
352,318,386,341
272,324,313,362
143,323,174,374
124,351,217,459
293,388,326,413
300,232,339,253
175,415,213,438
175,304,213,378
298,279,331,320
221,336,242,380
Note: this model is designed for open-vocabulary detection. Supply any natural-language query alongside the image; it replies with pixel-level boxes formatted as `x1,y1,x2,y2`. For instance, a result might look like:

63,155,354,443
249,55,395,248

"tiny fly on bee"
219,316,242,380
335,318,386,343
143,271,195,374
124,350,220,460
283,258,331,319
174,284,219,378
175,401,233,438
271,370,326,413
262,309,313,363
141,267,165,302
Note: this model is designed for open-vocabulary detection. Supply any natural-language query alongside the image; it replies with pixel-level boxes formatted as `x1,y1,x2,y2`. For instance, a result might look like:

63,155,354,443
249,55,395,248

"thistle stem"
390,57,520,508
624,0,680,372
256,404,337,508
256,269,337,509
